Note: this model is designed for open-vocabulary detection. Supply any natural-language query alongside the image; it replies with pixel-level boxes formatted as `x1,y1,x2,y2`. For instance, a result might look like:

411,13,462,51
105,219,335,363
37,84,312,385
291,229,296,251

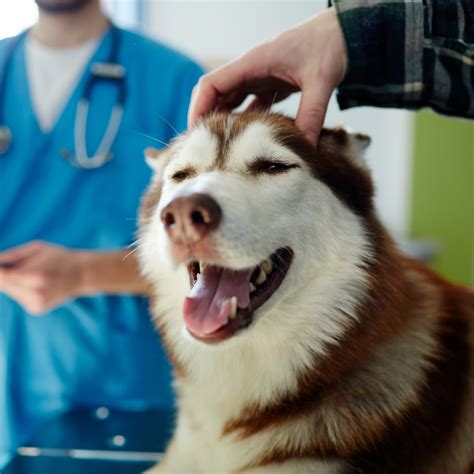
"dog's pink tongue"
183,265,252,336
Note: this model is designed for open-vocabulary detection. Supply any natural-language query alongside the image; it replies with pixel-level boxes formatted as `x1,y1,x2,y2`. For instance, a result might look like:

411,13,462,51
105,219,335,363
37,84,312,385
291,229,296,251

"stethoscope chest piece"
0,126,12,154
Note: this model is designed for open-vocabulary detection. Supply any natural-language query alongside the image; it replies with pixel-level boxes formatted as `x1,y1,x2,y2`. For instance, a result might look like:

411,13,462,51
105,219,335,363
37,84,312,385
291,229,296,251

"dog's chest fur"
164,338,351,473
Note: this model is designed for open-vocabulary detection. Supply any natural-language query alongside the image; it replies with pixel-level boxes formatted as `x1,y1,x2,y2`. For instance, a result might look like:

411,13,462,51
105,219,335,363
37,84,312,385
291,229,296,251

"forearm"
332,0,474,118
78,249,149,296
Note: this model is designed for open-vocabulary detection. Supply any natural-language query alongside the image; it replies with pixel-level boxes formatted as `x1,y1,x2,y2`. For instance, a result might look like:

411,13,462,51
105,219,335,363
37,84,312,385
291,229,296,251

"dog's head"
139,111,374,347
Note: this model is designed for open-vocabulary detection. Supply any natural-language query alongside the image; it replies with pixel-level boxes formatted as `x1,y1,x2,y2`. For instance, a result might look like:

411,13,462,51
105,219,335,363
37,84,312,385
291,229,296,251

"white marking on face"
172,124,218,171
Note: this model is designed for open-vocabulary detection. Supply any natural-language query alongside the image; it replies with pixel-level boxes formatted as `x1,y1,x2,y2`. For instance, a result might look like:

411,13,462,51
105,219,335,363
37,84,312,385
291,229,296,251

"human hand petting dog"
188,7,347,144
0,241,147,315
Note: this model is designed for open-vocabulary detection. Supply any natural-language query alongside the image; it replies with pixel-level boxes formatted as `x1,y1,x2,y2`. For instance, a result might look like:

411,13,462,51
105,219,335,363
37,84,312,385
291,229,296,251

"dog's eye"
249,159,299,175
171,169,193,182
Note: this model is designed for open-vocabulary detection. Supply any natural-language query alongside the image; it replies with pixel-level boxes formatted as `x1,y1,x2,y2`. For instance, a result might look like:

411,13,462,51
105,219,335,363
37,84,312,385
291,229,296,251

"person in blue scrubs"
0,0,203,466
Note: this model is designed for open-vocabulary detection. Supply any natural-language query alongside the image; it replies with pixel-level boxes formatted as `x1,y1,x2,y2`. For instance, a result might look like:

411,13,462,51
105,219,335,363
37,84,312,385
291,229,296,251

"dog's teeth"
199,260,206,272
229,296,237,320
255,268,266,285
261,259,273,274
249,282,256,293
196,272,201,280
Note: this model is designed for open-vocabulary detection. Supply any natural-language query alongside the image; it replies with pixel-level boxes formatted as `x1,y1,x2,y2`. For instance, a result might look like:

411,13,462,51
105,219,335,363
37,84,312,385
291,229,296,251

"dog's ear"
144,146,172,179
145,147,163,170
319,126,371,165
316,126,375,215
347,131,371,159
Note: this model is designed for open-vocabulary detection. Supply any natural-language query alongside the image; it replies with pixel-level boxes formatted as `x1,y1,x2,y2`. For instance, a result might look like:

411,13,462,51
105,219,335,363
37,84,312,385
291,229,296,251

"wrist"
329,6,348,85
75,251,96,296
316,6,348,86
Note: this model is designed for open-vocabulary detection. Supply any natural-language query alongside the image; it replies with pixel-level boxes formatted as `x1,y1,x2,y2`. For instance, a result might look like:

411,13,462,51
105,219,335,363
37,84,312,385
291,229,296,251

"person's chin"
35,0,92,13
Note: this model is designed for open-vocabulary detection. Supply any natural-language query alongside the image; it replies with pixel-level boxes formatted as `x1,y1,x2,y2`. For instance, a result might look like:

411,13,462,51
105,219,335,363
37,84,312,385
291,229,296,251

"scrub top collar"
14,25,119,144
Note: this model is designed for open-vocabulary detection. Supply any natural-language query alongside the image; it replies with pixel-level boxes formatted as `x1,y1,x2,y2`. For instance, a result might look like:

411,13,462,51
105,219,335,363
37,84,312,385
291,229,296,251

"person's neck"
31,1,109,48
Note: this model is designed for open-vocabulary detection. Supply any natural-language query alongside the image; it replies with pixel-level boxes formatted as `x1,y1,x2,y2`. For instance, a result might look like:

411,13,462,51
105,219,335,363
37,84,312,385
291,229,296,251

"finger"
0,283,28,306
0,241,43,266
188,46,272,127
188,80,220,128
1,284,48,316
0,267,45,290
295,82,333,146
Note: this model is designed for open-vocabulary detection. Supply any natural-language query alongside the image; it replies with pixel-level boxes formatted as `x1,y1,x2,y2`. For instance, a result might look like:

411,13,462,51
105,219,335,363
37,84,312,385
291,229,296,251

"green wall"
410,110,474,285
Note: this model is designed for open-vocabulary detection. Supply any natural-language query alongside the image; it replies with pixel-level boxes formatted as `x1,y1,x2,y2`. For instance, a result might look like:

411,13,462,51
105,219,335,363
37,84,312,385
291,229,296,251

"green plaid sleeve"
332,0,474,118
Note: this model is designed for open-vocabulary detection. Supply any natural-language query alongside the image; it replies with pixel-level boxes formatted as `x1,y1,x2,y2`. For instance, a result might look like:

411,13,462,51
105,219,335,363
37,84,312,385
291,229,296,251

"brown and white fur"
138,111,474,473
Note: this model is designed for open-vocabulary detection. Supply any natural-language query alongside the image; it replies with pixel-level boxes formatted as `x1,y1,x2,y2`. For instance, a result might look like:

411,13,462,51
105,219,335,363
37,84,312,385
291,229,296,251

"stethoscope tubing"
0,24,126,168
0,32,23,154
0,34,23,125
72,100,123,169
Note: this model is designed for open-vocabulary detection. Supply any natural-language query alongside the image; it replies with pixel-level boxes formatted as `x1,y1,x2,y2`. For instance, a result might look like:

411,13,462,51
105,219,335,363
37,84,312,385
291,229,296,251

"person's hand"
0,241,85,315
188,7,348,144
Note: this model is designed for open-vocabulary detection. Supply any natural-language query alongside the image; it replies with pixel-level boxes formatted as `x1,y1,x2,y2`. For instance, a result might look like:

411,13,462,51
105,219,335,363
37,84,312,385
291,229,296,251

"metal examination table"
3,407,174,473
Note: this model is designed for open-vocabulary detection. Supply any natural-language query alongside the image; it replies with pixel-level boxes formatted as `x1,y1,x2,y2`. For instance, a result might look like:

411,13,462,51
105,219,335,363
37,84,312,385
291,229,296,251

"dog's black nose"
161,193,222,244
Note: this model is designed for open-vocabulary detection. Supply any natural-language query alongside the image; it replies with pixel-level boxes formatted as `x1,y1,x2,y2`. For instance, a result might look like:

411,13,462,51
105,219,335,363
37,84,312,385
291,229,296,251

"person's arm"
78,248,147,296
333,0,474,118
0,241,147,315
189,1,472,144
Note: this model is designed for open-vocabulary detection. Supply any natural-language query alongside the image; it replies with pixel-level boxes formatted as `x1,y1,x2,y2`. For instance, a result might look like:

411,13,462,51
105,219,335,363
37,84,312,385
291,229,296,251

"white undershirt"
25,34,99,132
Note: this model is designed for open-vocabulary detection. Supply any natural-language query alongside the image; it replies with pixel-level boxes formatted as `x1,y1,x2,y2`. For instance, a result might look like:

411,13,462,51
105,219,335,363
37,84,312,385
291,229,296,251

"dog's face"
139,112,374,347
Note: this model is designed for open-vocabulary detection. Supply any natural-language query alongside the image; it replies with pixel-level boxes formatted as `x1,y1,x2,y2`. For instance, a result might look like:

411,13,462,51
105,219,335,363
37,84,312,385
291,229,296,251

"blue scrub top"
0,27,203,463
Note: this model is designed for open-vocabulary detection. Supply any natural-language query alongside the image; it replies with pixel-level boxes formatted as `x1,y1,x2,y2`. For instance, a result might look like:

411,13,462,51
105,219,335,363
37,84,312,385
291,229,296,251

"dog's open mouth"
183,248,293,343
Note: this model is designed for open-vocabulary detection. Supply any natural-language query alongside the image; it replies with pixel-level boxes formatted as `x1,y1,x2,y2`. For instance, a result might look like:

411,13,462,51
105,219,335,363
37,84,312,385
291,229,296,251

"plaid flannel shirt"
331,0,474,118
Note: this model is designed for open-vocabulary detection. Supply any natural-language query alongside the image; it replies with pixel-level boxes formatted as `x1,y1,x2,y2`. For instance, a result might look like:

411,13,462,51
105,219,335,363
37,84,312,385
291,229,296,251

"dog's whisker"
127,236,146,249
132,129,169,148
156,113,180,136
270,91,279,108
126,238,146,252
122,244,143,261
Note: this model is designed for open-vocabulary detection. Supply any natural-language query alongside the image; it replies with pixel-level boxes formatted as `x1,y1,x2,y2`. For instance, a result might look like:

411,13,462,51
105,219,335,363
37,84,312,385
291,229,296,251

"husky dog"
138,111,474,473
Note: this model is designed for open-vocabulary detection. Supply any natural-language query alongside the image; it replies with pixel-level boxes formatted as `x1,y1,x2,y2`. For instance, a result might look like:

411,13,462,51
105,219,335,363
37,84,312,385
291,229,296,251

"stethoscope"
0,25,126,169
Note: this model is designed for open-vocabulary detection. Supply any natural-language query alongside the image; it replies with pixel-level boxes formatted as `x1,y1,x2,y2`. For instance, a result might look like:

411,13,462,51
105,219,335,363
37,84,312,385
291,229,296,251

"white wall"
143,0,413,237
0,0,37,40
102,0,141,29
0,1,137,41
